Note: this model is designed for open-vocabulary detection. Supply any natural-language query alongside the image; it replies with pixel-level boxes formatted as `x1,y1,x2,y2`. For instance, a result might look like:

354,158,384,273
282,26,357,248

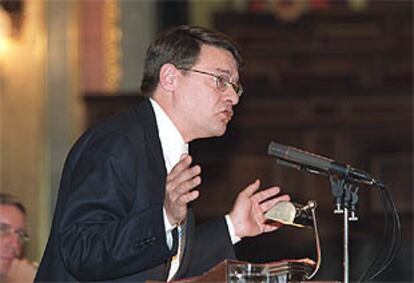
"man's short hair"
140,25,244,96
0,193,26,214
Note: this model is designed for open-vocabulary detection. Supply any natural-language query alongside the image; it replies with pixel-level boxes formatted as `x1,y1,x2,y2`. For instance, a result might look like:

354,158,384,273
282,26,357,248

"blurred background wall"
0,0,412,281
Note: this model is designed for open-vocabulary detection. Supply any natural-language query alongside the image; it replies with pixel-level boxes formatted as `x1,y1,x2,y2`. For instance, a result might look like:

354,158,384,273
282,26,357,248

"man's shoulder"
91,98,154,135
72,98,156,151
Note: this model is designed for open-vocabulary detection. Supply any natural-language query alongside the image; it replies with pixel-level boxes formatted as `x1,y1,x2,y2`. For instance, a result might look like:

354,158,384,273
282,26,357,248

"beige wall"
0,0,84,261
0,0,47,261
0,0,155,262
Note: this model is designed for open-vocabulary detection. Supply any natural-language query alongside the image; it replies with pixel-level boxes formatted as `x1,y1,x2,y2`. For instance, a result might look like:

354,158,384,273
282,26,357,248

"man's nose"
3,233,22,252
223,87,240,106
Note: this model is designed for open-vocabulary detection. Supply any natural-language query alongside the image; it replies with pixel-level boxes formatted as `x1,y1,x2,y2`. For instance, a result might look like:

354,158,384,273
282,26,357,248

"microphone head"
267,141,288,158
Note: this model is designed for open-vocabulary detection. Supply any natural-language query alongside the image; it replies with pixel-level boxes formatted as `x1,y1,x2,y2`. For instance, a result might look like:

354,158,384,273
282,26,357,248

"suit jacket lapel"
135,99,195,280
134,99,170,279
136,99,167,189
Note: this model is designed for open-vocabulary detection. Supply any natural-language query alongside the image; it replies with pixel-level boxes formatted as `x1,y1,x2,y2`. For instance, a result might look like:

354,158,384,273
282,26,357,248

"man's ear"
159,63,178,92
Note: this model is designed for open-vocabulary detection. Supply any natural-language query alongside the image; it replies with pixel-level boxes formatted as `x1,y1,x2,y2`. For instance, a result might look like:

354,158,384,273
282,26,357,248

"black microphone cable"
358,184,389,282
357,181,401,282
366,182,401,281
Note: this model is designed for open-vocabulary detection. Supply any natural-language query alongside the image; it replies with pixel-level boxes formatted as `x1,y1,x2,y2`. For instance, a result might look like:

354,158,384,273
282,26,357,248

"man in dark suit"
35,25,290,282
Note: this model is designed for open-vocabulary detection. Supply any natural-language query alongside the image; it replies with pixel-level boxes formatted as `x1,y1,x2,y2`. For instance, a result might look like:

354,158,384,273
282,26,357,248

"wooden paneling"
83,94,143,127
214,2,412,95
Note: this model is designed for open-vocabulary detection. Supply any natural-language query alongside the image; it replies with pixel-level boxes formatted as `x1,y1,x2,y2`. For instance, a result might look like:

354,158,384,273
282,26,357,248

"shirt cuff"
225,214,241,244
163,207,177,249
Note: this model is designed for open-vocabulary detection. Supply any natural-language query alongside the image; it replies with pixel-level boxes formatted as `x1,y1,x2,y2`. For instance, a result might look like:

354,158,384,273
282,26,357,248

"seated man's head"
0,193,28,277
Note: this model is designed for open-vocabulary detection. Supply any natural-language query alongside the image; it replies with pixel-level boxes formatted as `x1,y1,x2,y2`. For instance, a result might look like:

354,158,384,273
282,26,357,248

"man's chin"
213,124,228,137
0,261,12,276
197,122,229,139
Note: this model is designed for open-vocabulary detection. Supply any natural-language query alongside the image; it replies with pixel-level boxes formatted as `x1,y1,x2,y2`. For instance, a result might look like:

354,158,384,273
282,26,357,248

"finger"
262,223,280,233
167,172,201,203
239,179,260,197
259,194,291,212
167,165,201,195
167,154,192,181
174,165,201,187
166,164,201,193
177,190,199,205
251,186,281,203
255,207,266,224
167,154,191,181
175,175,202,197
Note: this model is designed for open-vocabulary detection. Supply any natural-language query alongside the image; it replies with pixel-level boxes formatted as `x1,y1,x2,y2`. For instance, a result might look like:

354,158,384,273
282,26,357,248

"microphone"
268,141,373,184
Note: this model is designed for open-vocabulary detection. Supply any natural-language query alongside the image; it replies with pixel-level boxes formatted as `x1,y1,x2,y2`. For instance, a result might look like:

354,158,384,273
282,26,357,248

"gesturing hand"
229,179,290,239
7,258,38,283
164,154,201,226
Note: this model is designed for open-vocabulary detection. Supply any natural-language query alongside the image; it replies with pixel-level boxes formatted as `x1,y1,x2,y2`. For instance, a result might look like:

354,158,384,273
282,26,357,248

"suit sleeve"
186,217,236,277
58,133,172,281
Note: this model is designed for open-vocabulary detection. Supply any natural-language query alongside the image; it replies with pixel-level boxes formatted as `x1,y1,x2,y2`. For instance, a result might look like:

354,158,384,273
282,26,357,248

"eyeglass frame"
0,222,29,244
177,67,243,97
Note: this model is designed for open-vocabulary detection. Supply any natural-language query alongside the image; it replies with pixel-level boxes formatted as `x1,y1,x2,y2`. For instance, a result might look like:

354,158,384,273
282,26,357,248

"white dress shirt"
149,98,240,281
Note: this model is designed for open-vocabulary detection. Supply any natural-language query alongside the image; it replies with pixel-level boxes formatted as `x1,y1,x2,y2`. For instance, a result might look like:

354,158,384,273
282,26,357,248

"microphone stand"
330,176,359,283
273,157,363,282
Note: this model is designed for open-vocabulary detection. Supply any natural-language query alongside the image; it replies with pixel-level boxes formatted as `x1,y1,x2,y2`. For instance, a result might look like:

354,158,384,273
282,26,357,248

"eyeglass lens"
0,223,29,243
178,67,243,96
212,74,243,97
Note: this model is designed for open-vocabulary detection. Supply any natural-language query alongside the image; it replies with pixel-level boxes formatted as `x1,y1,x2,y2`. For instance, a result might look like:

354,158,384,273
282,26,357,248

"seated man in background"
0,193,37,283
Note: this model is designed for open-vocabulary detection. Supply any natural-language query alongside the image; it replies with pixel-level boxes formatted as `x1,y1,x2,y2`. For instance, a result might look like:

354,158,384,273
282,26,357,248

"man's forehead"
198,45,237,64
0,204,25,224
197,45,239,76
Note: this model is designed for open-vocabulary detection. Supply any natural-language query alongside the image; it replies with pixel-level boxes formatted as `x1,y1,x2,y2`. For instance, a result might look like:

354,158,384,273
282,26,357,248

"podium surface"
149,259,338,283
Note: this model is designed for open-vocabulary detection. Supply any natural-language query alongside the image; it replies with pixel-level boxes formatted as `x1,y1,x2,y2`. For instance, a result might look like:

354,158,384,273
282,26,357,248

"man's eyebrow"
214,68,231,76
214,68,239,81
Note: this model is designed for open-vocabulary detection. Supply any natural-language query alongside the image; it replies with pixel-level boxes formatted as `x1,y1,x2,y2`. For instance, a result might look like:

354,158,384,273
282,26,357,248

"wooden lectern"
166,259,329,282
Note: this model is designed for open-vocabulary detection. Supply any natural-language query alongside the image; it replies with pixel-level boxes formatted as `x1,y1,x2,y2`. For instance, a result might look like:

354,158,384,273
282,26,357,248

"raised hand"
229,179,290,239
164,154,201,226
6,258,38,283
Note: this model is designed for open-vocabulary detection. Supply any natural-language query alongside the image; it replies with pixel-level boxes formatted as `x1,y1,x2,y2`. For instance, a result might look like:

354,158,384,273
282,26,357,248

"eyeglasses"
0,223,29,244
178,68,243,97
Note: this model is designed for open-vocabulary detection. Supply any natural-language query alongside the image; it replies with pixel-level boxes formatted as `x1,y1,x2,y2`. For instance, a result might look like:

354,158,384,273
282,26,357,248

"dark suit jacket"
35,99,235,282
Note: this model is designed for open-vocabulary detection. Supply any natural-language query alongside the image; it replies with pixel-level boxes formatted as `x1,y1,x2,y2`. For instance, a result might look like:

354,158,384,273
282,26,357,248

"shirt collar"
150,98,188,173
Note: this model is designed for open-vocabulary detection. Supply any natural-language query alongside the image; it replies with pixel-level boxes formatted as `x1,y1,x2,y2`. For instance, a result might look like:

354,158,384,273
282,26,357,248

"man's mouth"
0,256,14,262
0,250,17,260
220,109,233,122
